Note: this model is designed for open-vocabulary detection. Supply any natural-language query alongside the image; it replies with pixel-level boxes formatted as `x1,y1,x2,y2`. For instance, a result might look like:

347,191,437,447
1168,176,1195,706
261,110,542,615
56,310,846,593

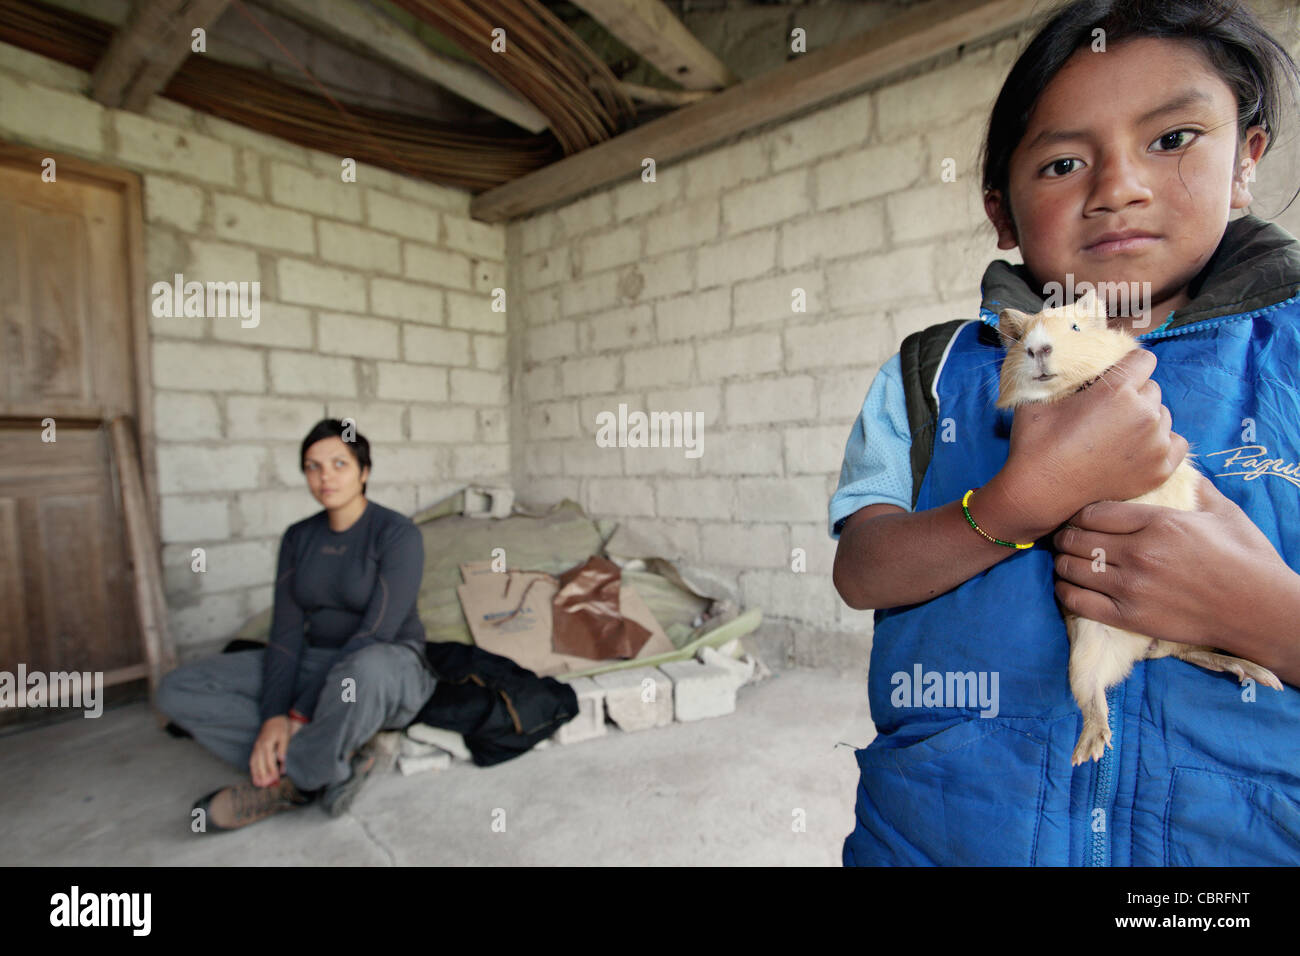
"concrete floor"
0,668,874,865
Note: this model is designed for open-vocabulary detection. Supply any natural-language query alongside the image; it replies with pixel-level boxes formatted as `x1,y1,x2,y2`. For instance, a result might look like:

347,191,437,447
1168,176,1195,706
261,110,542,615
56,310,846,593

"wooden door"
0,146,155,728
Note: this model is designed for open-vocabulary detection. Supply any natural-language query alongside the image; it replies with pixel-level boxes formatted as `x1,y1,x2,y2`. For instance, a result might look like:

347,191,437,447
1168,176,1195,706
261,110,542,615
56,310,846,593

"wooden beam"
568,0,737,91
261,0,549,133
472,0,1036,222
91,0,232,112
618,80,711,108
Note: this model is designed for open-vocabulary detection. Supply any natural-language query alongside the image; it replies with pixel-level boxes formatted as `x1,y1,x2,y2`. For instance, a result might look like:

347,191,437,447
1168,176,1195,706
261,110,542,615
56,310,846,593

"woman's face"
302,436,369,510
985,36,1267,327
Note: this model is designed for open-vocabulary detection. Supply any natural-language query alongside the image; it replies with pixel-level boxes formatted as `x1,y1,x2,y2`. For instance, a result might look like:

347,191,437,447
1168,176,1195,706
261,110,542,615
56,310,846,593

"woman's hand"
251,716,291,787
1001,348,1188,528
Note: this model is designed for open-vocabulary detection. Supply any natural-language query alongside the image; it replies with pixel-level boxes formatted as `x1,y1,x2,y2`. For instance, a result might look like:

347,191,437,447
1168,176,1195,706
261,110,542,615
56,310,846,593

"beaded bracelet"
961,488,1035,549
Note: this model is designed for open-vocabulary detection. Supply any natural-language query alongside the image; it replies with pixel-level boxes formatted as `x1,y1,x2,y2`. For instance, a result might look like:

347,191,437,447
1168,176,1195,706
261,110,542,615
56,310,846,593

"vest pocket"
854,717,1051,865
1163,767,1300,865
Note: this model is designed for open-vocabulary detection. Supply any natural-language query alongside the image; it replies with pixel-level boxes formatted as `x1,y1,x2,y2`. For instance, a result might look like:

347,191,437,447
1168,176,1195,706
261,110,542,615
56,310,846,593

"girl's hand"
1051,472,1296,655
250,716,291,787
1002,348,1188,527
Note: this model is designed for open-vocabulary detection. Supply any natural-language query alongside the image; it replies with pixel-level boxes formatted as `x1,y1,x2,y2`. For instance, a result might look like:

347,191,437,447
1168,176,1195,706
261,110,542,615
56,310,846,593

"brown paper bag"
551,555,652,660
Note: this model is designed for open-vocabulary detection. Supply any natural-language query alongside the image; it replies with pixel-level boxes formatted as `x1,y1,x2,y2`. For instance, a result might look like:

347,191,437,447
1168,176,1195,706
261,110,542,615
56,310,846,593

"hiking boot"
319,742,382,818
193,776,313,833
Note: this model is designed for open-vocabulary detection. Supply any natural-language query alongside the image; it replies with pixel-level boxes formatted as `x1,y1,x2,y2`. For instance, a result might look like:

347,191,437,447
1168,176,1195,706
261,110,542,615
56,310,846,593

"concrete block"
592,667,673,732
397,751,451,775
554,677,607,744
659,660,736,721
404,724,472,761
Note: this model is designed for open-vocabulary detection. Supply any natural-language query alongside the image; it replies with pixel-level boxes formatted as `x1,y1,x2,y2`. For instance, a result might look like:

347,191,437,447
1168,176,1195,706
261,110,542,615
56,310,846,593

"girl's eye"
1042,158,1082,178
1071,323,1081,332
1152,129,1198,152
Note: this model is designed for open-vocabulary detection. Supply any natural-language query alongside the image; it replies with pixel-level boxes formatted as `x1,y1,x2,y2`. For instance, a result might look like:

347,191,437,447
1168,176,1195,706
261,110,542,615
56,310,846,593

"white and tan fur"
995,289,1281,765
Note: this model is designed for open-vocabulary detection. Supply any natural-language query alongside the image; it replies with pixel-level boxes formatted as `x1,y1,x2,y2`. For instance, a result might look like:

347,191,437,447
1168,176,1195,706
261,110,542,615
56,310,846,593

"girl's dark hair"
981,0,1300,233
300,418,371,495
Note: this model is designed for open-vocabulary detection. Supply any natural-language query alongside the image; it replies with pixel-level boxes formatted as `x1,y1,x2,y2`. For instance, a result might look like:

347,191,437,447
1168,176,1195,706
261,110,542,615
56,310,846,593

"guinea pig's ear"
997,307,1027,342
1074,287,1107,323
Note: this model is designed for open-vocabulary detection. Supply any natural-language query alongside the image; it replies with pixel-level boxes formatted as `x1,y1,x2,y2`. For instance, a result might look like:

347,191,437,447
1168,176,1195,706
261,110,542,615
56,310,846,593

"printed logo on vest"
1204,445,1300,489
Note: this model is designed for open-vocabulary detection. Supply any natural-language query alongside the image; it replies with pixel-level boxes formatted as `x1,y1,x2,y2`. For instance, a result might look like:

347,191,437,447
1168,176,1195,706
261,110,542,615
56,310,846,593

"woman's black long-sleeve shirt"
259,500,427,722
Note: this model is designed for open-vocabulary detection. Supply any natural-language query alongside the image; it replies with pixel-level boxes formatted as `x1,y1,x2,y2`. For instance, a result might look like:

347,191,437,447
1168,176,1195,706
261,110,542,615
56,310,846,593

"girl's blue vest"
844,216,1300,865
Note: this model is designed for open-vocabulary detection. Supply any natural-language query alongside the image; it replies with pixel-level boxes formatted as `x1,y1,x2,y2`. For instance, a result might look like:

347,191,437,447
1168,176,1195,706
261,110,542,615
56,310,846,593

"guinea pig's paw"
1072,723,1112,765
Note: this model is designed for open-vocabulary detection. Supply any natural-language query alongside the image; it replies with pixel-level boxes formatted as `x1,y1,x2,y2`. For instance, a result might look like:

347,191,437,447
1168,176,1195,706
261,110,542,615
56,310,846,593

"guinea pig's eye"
1071,323,1081,332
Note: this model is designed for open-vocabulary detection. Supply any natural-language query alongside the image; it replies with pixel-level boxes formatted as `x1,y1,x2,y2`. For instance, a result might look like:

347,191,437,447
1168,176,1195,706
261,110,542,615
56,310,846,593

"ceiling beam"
261,0,548,133
472,0,1036,222
568,0,737,91
92,0,232,111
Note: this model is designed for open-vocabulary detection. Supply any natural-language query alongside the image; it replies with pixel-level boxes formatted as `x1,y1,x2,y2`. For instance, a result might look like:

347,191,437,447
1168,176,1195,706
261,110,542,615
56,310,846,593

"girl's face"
302,437,369,511
985,36,1268,328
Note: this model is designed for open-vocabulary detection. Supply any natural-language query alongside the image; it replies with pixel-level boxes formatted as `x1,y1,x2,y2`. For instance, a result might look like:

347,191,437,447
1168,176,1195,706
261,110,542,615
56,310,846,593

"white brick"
318,221,401,273
561,272,621,317
827,246,934,310
213,194,314,253
0,76,105,153
268,351,358,397
370,277,442,323
875,51,1002,138
373,446,445,483
160,495,230,544
555,191,613,239
635,251,694,301
611,174,682,221
645,199,719,256
153,392,220,440
278,259,366,311
624,343,693,388
592,667,673,731
479,408,507,443
785,314,894,370
325,401,408,442
268,161,362,220
815,139,922,210
697,231,776,287
702,430,782,475
527,321,577,362
722,168,809,234
187,240,260,283
656,478,733,519
157,444,265,494
519,212,554,253
404,324,471,365
524,365,562,402
168,592,248,648
737,477,827,523
588,478,655,517
376,363,448,402
683,139,769,200
697,332,780,379
562,439,624,476
447,291,506,333
194,539,281,593
579,223,641,273
526,401,579,439
659,660,736,721
887,182,983,244
318,312,400,359
523,247,567,291
153,342,263,392
472,258,506,297
403,242,472,288
554,677,607,744
115,112,235,185
443,214,504,261
451,444,509,477
784,424,857,475
365,189,440,243
212,301,313,350
740,568,839,628
473,333,505,370
227,395,331,439
585,304,653,352
240,149,264,198
655,288,731,341
726,377,816,425
733,271,824,328
410,408,478,444
781,201,886,268
450,368,506,405
643,385,723,428
771,96,872,171
700,523,788,568
143,176,204,232
560,355,619,395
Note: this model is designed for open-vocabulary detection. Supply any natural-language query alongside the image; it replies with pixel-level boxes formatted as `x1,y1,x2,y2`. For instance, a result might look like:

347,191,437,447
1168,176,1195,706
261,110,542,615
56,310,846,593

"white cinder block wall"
507,0,1300,672
0,42,509,656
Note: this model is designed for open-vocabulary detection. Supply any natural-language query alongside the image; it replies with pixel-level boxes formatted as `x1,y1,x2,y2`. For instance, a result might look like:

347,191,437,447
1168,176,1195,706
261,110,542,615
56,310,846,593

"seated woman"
156,418,437,832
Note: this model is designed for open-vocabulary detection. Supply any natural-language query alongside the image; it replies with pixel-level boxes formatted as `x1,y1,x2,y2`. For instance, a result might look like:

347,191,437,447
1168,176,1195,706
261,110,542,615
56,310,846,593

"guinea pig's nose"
1026,343,1052,360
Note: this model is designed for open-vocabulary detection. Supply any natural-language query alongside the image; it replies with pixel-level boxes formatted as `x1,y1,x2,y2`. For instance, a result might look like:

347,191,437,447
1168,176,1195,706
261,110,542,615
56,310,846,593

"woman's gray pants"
155,642,438,793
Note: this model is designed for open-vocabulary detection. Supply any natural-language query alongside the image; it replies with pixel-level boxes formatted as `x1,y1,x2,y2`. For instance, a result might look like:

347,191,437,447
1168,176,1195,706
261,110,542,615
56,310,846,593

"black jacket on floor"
214,639,579,767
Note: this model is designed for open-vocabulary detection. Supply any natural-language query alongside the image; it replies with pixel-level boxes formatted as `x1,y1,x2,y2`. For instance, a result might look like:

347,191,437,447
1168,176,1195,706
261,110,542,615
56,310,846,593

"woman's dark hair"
980,0,1300,234
300,418,371,496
